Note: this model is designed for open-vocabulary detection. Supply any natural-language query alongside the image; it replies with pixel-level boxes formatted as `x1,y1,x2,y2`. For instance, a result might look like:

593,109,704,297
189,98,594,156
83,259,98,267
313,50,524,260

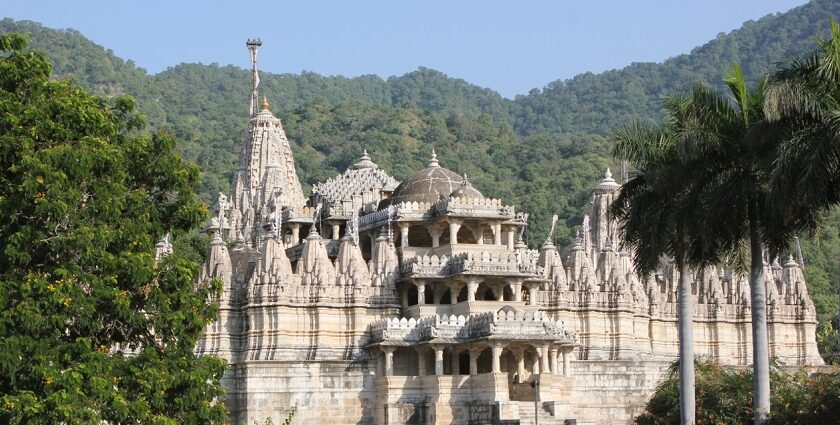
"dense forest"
0,0,838,329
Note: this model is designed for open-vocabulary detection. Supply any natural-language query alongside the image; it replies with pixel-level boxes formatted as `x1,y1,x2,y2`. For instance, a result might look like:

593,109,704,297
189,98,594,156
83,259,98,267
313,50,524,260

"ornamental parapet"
433,197,514,218
368,310,576,346
399,251,542,279
282,206,317,223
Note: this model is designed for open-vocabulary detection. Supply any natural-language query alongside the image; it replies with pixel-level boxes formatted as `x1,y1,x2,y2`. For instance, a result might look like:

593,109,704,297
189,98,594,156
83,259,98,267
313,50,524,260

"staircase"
516,401,564,425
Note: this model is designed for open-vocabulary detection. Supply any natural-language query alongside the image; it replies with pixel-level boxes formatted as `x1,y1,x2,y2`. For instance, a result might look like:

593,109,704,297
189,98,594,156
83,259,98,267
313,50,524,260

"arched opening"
440,289,452,304
407,285,418,306
424,285,434,304
503,285,515,301
407,226,433,247
476,283,495,301
439,229,451,246
458,350,470,375
359,233,372,260
477,348,492,374
457,226,477,244
393,347,419,376
457,286,468,303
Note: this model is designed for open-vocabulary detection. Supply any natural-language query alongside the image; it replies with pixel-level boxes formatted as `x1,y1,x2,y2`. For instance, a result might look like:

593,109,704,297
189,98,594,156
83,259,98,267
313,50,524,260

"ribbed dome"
449,174,483,199
388,150,462,204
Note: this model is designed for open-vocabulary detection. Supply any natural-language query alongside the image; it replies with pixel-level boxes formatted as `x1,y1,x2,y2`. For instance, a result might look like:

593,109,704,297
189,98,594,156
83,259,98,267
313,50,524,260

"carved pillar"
331,223,340,240
399,223,410,249
429,224,443,248
401,284,409,307
416,283,426,305
511,347,526,382
562,348,573,377
469,346,481,375
466,278,481,302
449,282,463,304
524,282,539,306
506,228,515,250
539,345,550,374
490,343,504,373
448,219,462,245
433,346,445,376
549,347,559,375
508,279,523,302
493,223,502,246
290,223,301,246
416,347,426,376
382,346,396,376
476,225,485,245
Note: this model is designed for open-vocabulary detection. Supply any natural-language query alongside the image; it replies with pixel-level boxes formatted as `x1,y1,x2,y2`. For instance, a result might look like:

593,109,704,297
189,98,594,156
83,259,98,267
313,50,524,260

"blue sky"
4,0,808,98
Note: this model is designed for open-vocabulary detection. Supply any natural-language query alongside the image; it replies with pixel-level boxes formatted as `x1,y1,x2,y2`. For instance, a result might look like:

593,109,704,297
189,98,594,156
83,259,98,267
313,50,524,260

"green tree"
0,33,225,424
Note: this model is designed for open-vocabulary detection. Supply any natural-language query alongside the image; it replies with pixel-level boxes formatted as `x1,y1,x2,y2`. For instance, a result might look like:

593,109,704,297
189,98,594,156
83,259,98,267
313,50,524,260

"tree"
611,95,726,425
0,33,226,424
657,65,801,424
764,18,840,359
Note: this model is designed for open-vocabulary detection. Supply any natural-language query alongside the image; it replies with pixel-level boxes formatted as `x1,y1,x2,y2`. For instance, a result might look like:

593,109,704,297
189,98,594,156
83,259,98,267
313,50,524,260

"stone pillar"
434,346,445,376
417,348,426,376
401,284,409,307
512,347,526,382
524,282,539,306
510,279,523,302
506,228,515,250
399,223,410,249
476,226,484,245
290,223,301,246
494,283,504,301
490,343,504,373
416,283,426,305
448,219,462,245
383,346,395,376
429,225,443,248
466,278,481,302
539,345,550,374
549,347,559,375
449,282,463,304
562,348,573,377
493,223,502,246
331,223,340,240
469,347,481,375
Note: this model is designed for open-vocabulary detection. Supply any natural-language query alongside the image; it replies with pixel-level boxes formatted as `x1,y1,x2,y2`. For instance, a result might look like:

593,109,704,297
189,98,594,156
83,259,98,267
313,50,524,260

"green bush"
635,359,840,425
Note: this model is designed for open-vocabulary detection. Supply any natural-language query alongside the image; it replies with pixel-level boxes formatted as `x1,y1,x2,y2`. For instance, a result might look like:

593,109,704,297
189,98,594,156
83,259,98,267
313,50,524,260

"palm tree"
764,19,840,358
615,65,791,424
611,95,726,425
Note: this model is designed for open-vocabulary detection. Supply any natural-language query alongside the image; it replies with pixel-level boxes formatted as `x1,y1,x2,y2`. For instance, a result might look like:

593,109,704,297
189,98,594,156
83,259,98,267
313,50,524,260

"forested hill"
1,0,839,322
3,0,840,137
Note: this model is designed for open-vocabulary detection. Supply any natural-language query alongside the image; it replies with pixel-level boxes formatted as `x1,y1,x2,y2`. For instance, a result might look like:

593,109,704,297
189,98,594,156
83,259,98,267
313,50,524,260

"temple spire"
246,38,263,116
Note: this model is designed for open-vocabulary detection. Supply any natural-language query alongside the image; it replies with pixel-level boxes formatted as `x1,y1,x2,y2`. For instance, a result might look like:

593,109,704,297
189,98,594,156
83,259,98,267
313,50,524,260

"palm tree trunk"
749,202,770,423
677,253,695,425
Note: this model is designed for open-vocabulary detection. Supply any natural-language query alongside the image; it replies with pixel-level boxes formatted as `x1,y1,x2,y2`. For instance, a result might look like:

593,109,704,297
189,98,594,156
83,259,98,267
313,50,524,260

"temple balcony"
402,300,531,319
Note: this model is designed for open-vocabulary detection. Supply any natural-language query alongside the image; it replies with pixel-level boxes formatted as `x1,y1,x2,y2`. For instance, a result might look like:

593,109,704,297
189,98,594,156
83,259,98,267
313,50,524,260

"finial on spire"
247,39,263,116
427,148,440,167
260,95,270,111
353,149,377,169
605,168,613,179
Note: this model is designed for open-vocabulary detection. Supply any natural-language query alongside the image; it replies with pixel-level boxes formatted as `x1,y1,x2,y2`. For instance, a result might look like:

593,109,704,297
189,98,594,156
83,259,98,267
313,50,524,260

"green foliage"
0,33,225,424
636,360,840,425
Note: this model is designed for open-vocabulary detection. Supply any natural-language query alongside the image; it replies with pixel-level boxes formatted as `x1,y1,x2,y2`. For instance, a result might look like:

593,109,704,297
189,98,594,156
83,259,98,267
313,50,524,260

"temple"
191,41,823,425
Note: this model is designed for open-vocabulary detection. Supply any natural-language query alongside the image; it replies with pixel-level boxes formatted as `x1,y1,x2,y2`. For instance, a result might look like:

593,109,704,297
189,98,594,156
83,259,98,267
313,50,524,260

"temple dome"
449,174,483,199
388,150,463,204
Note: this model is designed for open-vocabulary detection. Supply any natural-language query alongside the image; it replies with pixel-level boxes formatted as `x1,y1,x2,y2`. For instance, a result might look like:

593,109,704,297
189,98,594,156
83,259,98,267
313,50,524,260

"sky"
4,0,809,98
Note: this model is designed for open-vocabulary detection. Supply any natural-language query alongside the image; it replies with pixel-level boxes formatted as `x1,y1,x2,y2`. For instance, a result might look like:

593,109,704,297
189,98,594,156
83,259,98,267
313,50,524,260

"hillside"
0,0,838,325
